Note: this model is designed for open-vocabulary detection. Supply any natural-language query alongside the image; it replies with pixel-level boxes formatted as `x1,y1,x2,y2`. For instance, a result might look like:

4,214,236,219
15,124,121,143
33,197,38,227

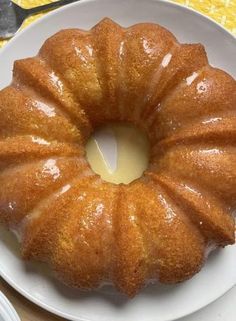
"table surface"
0,1,236,320
0,278,62,321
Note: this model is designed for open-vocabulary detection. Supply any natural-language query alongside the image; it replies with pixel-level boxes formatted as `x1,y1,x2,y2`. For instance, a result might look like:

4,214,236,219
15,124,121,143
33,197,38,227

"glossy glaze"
0,18,235,297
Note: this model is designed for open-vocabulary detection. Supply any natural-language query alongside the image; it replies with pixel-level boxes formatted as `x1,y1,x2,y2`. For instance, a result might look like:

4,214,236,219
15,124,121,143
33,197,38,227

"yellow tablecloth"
0,0,235,48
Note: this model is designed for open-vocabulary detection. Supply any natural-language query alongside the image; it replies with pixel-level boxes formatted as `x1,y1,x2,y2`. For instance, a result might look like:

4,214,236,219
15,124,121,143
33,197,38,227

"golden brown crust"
0,86,82,143
148,66,236,142
0,18,235,296
13,57,92,139
115,179,205,292
0,157,88,227
0,136,82,170
22,177,116,289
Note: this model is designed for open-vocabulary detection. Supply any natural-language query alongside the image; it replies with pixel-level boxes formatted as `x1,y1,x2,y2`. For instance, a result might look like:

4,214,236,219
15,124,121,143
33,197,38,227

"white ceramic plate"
0,0,235,321
0,292,20,321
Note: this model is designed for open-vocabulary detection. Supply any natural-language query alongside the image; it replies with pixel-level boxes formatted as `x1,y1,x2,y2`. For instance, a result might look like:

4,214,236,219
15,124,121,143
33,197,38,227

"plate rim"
0,291,21,321
0,0,235,320
0,0,235,58
1,263,235,321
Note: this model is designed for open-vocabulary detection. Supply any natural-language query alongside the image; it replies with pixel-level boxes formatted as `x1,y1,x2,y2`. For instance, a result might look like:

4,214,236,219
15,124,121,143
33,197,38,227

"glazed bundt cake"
0,18,235,297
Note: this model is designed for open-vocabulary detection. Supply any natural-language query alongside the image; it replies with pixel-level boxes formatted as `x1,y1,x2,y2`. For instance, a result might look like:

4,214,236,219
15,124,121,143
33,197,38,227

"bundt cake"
0,18,235,297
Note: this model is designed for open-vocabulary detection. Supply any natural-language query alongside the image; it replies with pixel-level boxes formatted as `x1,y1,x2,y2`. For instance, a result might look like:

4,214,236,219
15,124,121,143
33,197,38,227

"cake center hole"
86,123,150,184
